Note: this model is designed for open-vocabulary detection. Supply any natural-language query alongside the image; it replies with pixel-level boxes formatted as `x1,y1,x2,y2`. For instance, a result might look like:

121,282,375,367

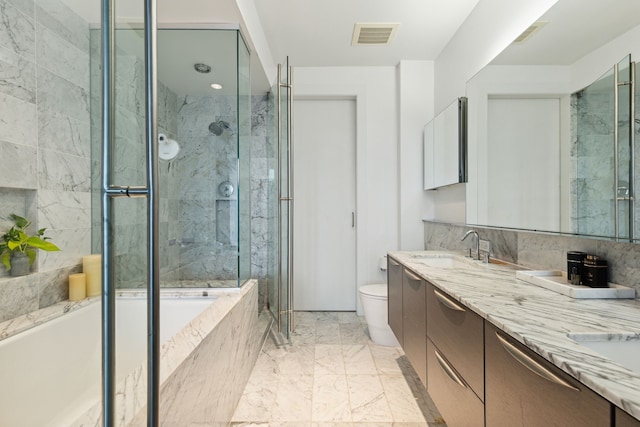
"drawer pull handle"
389,258,400,267
496,332,580,392
404,270,422,282
434,289,465,312
435,349,467,389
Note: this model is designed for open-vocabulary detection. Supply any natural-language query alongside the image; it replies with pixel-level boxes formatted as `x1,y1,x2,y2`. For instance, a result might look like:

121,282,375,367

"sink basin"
568,333,640,375
414,256,476,270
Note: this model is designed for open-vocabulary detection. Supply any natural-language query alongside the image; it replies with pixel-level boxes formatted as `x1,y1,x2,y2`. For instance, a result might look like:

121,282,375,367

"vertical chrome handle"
352,212,355,228
288,63,294,333
276,64,283,334
144,0,160,423
495,332,580,392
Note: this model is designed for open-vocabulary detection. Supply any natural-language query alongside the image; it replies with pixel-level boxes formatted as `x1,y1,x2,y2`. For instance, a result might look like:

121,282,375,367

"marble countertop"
389,250,640,421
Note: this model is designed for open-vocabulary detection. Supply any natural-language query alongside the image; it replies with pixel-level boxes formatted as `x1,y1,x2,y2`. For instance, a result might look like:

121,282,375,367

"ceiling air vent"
352,23,400,46
513,21,547,44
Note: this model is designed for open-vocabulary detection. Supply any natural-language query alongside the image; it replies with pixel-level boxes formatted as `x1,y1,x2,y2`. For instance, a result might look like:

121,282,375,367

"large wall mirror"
465,0,640,242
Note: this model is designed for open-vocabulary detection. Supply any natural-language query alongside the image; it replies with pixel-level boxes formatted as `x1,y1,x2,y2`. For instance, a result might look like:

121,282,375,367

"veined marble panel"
0,44,35,103
36,23,89,90
36,226,91,272
38,148,91,191
0,140,37,188
37,66,89,123
0,273,38,322
0,0,35,59
37,189,90,229
115,54,144,118
37,263,81,308
5,0,33,16
0,92,36,146
38,109,90,157
35,0,89,53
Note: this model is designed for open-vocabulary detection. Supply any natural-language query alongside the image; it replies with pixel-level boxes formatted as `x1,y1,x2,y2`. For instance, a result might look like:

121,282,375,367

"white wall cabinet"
424,97,467,190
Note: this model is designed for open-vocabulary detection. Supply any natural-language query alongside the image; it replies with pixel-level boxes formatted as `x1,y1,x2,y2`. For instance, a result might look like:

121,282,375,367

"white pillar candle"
83,254,102,297
69,273,87,301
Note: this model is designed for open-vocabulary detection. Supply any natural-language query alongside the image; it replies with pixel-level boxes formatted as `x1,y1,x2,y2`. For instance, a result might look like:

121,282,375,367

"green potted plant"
0,214,60,277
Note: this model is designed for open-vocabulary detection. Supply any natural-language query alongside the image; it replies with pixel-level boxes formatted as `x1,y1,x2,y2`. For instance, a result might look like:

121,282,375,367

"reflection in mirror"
466,0,640,242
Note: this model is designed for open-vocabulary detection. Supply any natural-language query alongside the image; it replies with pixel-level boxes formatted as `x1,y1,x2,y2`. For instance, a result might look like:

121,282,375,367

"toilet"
359,284,400,347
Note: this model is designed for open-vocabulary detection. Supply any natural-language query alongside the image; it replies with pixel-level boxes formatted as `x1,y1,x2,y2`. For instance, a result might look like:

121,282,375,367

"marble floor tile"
271,374,313,422
315,344,346,376
231,311,444,427
343,344,377,375
347,375,393,422
379,375,426,423
312,374,351,422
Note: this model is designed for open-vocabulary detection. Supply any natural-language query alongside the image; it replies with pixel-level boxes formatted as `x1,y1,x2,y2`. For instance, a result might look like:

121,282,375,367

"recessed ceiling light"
210,83,223,90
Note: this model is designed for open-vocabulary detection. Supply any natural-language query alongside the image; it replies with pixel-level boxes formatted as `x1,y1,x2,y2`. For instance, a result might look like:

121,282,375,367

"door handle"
434,348,467,389
352,211,355,228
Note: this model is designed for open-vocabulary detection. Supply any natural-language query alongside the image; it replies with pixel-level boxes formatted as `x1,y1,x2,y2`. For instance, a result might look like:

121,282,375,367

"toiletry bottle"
582,255,608,288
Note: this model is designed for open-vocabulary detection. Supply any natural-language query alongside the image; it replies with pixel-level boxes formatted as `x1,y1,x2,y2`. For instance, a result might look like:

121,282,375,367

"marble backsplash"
424,220,640,293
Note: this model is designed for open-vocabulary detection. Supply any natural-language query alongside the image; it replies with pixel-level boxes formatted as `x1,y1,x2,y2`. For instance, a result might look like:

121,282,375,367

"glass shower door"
615,55,634,240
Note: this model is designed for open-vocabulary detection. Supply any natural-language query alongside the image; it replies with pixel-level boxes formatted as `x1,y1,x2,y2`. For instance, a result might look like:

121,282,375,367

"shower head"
208,120,230,136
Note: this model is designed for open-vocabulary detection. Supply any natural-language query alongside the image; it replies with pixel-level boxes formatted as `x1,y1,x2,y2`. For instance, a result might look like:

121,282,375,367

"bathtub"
0,281,260,427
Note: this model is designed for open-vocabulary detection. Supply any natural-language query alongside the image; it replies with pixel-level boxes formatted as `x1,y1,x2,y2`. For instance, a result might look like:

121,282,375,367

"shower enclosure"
573,55,636,240
90,21,252,423
91,27,251,288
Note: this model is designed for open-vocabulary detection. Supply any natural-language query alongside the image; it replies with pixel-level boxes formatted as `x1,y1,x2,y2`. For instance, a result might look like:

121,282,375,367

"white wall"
397,61,435,250
294,67,398,314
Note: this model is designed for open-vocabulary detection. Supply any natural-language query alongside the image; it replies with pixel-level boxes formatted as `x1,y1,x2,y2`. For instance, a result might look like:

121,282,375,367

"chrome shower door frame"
101,0,160,425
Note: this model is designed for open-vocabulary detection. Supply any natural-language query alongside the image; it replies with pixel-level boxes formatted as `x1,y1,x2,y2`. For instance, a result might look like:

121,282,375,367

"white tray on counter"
516,270,637,299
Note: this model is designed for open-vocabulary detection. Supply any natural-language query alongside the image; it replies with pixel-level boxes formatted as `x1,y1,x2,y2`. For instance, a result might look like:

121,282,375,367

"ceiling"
491,0,640,66
253,0,481,67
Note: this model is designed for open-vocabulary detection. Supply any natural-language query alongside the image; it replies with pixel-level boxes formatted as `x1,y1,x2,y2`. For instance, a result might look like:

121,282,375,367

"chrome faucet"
461,230,480,260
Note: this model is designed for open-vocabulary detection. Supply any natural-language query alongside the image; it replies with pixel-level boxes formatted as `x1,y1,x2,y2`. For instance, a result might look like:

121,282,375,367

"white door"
293,99,357,311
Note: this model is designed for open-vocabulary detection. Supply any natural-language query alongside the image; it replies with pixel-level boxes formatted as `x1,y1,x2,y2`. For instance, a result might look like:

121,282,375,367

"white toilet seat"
359,284,387,299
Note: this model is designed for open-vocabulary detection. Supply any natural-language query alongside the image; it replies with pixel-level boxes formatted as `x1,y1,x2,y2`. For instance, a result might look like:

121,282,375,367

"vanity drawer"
485,322,611,427
426,282,484,400
427,338,484,427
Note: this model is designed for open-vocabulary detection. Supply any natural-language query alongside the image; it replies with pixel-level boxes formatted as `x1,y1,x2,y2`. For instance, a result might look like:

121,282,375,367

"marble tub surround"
390,250,640,421
424,220,640,293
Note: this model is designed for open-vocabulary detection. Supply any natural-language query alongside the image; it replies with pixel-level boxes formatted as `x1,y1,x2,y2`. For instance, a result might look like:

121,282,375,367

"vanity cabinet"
387,256,403,346
426,283,484,427
485,322,611,427
617,408,640,427
402,267,427,386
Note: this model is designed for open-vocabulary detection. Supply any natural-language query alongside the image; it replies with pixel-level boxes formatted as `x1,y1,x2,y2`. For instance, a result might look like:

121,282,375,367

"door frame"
294,86,367,314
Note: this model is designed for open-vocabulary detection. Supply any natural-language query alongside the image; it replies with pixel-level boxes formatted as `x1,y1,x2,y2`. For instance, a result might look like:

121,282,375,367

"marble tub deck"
231,311,446,427
390,250,640,421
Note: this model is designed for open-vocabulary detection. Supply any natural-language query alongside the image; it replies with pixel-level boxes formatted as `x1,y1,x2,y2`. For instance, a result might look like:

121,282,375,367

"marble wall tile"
0,273,38,322
0,140,37,188
596,239,640,288
5,0,33,17
35,0,89,53
38,148,91,192
516,232,599,271
38,110,90,157
0,0,35,59
37,227,90,272
37,66,89,122
36,23,88,90
37,190,90,230
0,92,36,146
0,44,36,103
37,263,81,308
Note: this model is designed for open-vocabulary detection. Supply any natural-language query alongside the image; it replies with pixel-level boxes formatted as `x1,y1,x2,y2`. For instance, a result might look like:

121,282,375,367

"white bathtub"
0,291,221,427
